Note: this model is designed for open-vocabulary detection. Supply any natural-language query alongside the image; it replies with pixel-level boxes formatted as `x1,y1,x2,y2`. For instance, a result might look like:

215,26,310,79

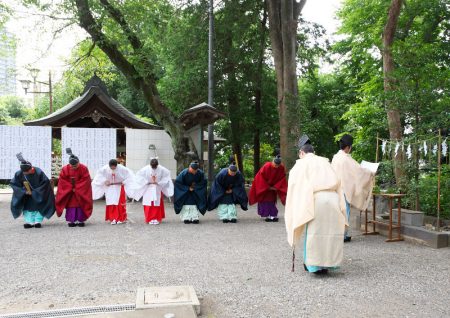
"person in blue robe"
208,164,248,223
10,153,55,229
174,161,207,224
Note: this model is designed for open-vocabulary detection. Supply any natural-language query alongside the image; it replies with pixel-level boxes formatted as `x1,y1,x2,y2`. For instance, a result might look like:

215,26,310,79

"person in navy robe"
174,161,207,224
208,163,248,223
10,153,55,229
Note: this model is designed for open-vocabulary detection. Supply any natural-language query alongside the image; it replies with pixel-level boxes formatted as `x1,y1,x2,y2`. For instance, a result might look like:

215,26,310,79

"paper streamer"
394,142,400,157
443,139,448,157
432,144,438,156
406,144,412,160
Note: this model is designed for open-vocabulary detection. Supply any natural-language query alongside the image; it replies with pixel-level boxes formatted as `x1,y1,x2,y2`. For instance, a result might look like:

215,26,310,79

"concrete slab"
136,286,200,315
80,306,197,318
392,208,424,226
357,214,449,248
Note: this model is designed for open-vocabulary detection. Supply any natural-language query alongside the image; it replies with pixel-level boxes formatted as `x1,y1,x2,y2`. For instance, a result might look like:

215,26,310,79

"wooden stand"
364,193,405,242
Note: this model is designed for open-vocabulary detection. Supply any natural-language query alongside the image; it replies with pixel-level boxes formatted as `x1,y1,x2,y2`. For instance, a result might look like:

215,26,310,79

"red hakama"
144,194,165,223
105,185,127,222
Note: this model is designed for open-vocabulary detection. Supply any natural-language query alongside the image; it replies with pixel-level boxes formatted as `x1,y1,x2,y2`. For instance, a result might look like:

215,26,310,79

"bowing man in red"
249,155,287,222
56,148,93,227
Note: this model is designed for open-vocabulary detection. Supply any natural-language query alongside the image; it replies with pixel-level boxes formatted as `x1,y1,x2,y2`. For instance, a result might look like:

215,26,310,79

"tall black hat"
66,148,79,165
229,163,238,172
190,161,199,170
16,153,32,172
297,134,311,148
339,134,354,148
274,155,282,165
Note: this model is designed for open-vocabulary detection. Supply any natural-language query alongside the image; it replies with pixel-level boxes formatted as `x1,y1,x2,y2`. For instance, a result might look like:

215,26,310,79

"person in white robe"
92,159,134,224
331,134,375,242
130,158,174,224
285,140,347,275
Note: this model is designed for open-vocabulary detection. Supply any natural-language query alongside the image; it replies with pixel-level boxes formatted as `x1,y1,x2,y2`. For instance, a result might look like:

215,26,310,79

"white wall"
126,128,177,178
0,125,52,179
61,127,116,177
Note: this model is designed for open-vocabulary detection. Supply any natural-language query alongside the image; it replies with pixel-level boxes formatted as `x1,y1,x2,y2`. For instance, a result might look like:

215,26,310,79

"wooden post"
375,133,380,163
397,197,402,241
437,129,441,231
49,71,53,114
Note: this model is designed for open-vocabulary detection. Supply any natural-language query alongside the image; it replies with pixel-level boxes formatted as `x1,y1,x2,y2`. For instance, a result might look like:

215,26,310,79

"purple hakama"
257,201,278,217
65,207,87,223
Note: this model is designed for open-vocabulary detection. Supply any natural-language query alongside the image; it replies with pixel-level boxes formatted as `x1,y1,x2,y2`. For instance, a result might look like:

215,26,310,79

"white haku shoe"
111,220,117,225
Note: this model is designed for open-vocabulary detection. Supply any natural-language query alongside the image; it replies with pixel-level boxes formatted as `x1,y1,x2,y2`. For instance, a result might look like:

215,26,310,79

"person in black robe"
208,163,248,223
10,153,55,229
174,161,207,224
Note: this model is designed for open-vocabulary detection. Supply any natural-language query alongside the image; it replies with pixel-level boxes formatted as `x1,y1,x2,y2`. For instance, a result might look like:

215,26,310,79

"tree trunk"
267,0,306,170
253,2,268,176
74,0,192,173
382,0,404,187
223,32,244,174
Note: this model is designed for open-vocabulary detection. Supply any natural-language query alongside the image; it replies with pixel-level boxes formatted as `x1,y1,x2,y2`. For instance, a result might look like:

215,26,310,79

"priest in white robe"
92,159,134,225
331,134,375,242
285,138,347,275
130,158,174,224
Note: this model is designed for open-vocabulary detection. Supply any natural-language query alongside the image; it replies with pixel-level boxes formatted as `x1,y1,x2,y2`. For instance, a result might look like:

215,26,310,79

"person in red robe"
249,155,288,222
55,148,93,227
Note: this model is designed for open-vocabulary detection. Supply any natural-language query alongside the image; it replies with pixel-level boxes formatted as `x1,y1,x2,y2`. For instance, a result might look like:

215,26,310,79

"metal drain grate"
0,304,136,318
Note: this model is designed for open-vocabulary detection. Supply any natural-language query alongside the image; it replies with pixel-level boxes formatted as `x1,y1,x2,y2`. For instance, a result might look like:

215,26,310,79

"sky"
4,0,343,98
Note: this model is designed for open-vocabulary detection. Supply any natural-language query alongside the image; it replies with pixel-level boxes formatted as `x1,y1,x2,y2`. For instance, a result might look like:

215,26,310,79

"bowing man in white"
92,159,134,225
131,158,174,225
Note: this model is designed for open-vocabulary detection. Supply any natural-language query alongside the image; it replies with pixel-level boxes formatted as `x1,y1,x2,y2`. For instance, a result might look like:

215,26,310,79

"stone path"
0,194,449,317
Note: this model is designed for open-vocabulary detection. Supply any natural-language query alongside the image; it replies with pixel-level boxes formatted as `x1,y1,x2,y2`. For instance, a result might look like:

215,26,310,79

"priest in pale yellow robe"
331,134,375,242
285,139,347,274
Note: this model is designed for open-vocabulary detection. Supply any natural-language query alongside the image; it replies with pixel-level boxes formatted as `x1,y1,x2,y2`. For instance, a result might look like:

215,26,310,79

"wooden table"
364,193,405,242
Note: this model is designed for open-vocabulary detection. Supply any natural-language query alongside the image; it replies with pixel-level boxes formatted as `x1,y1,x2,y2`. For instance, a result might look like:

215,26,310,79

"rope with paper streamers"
377,136,448,162
376,130,447,231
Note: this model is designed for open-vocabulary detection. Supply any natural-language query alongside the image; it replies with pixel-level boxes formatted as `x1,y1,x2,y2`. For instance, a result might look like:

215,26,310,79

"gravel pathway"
0,193,449,318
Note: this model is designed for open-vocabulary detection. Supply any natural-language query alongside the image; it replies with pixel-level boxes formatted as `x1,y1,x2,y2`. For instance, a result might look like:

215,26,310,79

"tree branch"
74,0,141,87
383,0,403,47
70,41,97,70
293,0,307,20
98,0,142,50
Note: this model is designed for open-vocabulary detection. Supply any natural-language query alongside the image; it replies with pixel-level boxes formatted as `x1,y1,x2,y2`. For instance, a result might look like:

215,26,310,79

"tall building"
0,29,16,96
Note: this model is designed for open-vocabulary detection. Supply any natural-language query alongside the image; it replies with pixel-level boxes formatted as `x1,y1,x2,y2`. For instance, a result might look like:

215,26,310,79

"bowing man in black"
208,163,248,223
174,161,207,224
10,153,55,229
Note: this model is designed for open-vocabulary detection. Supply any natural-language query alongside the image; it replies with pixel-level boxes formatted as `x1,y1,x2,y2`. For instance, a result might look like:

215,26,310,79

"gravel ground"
0,193,449,318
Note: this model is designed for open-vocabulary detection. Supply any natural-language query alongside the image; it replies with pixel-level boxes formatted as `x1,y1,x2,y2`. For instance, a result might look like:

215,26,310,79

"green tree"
335,0,449,181
335,0,449,216
0,96,27,118
298,74,357,159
